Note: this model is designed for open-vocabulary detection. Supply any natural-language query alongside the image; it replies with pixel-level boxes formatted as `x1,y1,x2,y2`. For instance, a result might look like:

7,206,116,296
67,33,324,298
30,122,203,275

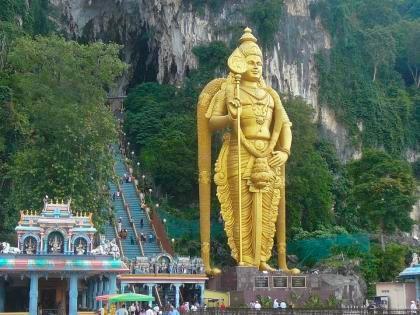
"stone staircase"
113,151,162,257
109,181,143,260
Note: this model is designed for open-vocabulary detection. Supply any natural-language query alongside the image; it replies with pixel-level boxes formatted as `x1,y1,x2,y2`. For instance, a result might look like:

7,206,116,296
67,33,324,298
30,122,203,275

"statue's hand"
269,151,288,167
228,97,241,120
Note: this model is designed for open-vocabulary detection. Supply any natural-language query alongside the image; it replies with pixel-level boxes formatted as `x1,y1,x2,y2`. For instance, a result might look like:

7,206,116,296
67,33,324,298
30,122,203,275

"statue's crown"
238,27,262,57
239,27,258,44
227,27,262,74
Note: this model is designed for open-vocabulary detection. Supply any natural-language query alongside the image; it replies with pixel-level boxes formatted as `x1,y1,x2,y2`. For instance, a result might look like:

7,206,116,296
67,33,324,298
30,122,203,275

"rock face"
209,266,366,307
51,0,360,160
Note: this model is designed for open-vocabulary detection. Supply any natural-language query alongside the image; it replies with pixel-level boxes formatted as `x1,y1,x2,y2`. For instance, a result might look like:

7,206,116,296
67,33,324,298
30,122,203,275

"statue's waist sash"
227,135,271,179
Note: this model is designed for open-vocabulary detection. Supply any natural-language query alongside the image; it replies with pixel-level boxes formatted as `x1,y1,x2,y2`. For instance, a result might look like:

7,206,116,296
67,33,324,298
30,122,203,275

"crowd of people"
100,301,206,315
114,215,156,245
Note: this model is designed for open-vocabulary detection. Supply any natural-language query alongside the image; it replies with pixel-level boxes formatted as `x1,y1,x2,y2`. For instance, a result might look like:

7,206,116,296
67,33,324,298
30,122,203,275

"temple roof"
0,254,129,273
399,265,420,278
16,199,96,233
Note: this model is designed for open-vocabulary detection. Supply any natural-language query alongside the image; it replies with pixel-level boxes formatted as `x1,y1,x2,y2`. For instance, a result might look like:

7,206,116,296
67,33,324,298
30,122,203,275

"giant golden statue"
198,28,298,275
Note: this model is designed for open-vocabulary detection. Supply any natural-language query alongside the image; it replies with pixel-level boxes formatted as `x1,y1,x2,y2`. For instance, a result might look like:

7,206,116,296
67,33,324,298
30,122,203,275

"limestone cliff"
51,0,360,161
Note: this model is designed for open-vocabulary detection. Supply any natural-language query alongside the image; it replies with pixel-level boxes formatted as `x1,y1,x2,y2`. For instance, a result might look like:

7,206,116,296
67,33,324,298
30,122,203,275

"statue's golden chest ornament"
197,27,299,275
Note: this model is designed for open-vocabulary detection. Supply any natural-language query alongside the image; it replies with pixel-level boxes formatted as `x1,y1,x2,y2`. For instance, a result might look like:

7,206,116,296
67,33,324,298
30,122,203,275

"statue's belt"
227,135,275,179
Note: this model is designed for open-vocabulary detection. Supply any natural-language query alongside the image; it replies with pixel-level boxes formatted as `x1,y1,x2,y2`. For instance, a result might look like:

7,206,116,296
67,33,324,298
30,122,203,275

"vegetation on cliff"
311,0,420,156
0,0,418,286
0,2,127,238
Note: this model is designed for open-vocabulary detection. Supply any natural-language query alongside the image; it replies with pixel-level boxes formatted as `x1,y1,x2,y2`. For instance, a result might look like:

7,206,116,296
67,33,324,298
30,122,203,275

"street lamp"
163,218,168,235
136,162,140,178
148,188,153,203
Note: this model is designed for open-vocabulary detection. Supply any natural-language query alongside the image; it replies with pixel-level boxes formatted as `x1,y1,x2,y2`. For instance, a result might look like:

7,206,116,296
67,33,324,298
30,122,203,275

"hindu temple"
0,198,129,314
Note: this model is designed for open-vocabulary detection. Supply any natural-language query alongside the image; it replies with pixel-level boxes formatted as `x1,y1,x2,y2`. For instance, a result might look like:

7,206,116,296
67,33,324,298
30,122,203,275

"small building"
376,282,415,309
399,262,420,301
122,255,207,308
0,199,129,314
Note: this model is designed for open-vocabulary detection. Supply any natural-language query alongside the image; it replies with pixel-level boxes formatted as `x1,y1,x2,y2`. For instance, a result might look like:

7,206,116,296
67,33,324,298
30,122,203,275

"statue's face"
243,55,262,82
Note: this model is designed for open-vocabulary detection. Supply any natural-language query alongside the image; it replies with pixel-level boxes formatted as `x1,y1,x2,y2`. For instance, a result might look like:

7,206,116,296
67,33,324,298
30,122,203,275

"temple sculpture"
197,27,299,275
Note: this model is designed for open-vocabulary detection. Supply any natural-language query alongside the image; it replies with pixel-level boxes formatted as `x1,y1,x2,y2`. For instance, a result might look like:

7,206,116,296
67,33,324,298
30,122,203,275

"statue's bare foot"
281,267,301,275
205,267,222,277
259,262,276,272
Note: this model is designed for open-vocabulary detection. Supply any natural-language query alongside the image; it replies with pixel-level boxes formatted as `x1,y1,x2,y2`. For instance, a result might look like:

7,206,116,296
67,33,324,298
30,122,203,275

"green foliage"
124,41,229,207
256,295,273,308
192,41,230,72
291,226,349,241
0,36,126,234
0,0,28,23
364,26,396,81
284,96,334,234
244,0,283,48
347,149,416,235
0,0,54,35
288,232,369,267
312,0,420,155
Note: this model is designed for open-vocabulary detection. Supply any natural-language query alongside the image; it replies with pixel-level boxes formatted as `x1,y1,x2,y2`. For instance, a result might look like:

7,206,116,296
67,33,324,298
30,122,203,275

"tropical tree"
364,26,397,81
1,35,126,233
348,150,416,250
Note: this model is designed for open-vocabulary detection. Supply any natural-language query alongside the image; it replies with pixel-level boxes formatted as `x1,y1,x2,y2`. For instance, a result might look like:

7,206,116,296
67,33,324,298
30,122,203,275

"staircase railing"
149,209,174,256
122,156,169,254
132,181,171,254
118,182,145,257
110,211,125,258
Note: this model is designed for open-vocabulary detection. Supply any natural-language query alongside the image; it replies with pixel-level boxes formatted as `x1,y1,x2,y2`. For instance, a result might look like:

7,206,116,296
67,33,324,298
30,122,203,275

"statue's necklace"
240,87,270,127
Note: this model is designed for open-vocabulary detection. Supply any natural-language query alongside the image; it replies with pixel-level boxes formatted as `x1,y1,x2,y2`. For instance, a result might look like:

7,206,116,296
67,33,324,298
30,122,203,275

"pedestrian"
116,304,129,315
149,233,154,243
98,304,105,315
117,218,122,233
129,303,136,315
254,300,261,310
130,235,135,245
168,305,180,315
145,305,153,315
140,218,144,228
112,192,116,201
411,301,417,314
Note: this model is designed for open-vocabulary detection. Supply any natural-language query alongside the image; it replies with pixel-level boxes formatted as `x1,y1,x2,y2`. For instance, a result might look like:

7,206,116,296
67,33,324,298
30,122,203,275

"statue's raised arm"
197,27,299,275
